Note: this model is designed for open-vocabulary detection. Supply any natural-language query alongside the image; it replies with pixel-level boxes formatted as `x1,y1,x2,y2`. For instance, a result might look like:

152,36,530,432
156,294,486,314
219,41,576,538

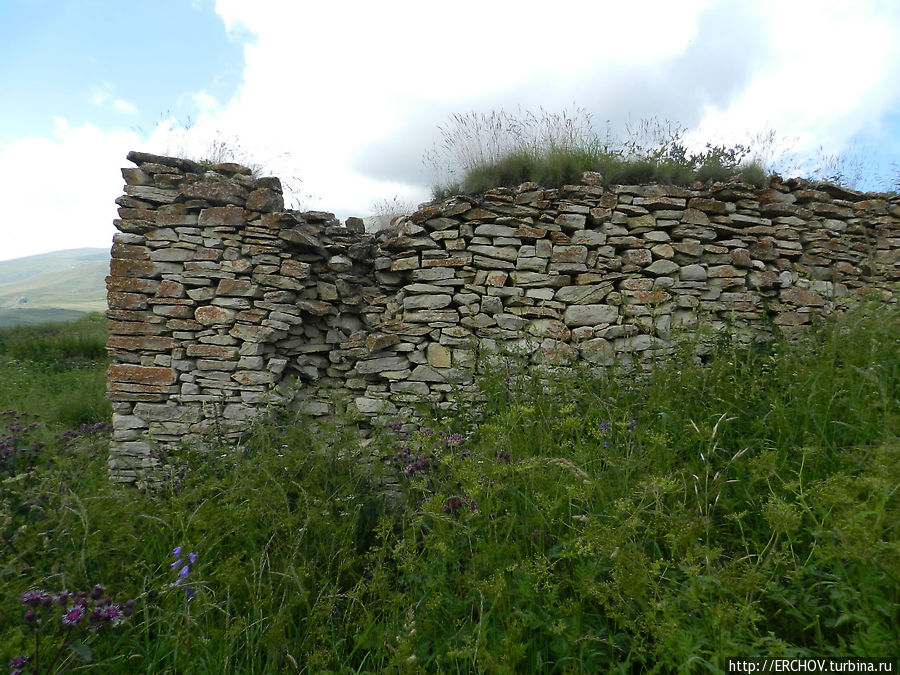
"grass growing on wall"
423,108,900,199
425,109,772,199
1,304,898,672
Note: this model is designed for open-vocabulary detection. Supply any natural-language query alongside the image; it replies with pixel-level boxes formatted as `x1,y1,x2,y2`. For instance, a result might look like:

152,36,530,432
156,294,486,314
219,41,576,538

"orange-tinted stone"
107,364,175,386
106,276,160,293
108,292,148,311
106,335,175,352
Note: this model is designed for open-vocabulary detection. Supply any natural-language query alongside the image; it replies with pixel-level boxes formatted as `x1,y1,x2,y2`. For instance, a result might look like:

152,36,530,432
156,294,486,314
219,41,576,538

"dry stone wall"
107,152,900,483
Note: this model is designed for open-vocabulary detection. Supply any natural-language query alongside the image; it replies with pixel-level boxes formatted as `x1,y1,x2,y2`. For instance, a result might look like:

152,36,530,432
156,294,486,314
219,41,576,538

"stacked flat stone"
107,153,900,483
108,151,383,482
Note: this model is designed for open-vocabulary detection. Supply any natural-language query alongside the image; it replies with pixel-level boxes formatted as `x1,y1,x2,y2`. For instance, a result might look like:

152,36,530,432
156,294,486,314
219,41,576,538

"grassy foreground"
0,305,898,673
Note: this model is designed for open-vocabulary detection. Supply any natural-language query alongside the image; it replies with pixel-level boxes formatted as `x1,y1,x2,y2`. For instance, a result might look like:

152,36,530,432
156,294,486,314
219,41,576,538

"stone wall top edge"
121,152,900,235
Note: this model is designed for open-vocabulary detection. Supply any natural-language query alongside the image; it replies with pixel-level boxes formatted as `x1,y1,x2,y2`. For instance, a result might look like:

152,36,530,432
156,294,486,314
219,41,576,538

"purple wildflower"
102,605,123,624
90,584,105,600
443,496,476,516
62,605,86,626
170,545,198,597
173,564,190,586
21,590,46,606
9,655,31,669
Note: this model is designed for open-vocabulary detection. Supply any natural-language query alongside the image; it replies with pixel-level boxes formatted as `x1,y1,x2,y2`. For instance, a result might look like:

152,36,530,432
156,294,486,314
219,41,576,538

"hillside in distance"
0,248,108,327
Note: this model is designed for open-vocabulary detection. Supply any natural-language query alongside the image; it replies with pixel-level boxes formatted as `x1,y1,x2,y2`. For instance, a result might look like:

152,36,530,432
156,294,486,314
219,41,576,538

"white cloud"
204,0,900,213
689,0,900,169
113,99,138,114
4,0,900,262
0,118,139,261
88,82,138,115
207,0,718,216
88,84,111,106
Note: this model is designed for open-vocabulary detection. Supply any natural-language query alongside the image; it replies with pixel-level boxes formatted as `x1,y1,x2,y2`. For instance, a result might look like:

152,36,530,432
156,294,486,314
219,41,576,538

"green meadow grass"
1,305,898,672
0,248,109,329
0,313,110,429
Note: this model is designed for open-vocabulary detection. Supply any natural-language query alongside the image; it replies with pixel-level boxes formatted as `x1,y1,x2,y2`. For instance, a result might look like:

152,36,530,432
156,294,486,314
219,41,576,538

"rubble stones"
107,155,900,483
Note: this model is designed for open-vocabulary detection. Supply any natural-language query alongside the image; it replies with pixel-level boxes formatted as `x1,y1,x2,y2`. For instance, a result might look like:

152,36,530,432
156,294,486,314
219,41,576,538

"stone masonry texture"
106,151,900,483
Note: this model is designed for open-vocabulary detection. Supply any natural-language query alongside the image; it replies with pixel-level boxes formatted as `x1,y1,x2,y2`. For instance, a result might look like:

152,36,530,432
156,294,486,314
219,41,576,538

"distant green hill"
0,248,108,327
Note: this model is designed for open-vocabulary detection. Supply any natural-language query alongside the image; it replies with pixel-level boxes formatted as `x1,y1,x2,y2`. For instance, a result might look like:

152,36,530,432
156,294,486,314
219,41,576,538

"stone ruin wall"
106,151,900,483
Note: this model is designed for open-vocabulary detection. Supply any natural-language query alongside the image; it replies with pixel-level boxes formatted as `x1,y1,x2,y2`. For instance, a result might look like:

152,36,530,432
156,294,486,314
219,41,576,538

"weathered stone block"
356,356,410,375
622,249,652,266
195,305,237,326
563,305,618,327
216,279,261,297
426,343,452,368
108,364,174,386
645,259,680,276
554,284,612,304
403,294,452,310
555,214,587,231
229,324,279,343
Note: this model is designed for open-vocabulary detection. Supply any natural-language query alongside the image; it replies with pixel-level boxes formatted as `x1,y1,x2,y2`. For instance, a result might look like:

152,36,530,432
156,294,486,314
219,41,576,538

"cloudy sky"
2,0,899,261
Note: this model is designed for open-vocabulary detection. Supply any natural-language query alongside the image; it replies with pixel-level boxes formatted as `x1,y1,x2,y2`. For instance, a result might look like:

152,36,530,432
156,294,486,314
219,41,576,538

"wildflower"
443,496,476,516
90,584,105,600
170,546,198,596
23,610,37,626
102,605,124,625
174,565,190,585
62,605,85,626
390,422,402,431
21,590,47,606
9,655,31,674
